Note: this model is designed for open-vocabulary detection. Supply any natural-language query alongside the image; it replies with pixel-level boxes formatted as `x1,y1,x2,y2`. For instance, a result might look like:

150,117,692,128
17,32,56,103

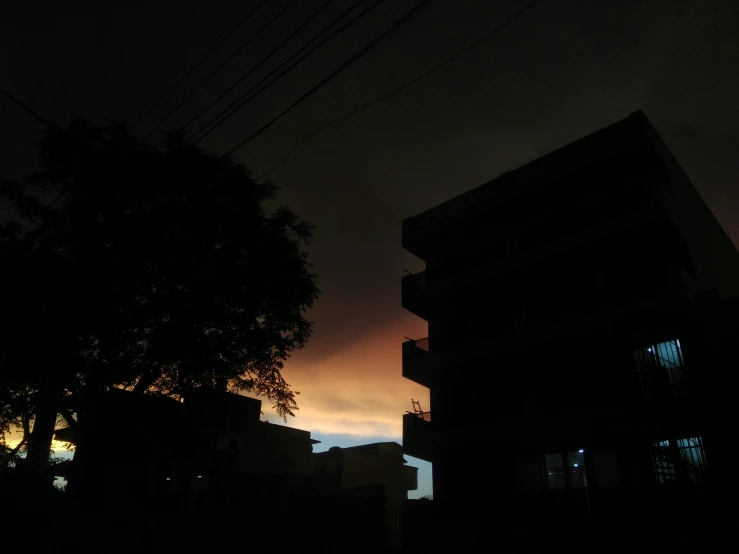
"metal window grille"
677,437,708,484
635,339,685,394
652,440,676,486
652,437,708,486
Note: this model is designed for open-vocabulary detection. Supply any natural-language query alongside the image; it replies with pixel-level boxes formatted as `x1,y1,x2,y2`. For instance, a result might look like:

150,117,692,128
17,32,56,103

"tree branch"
132,367,161,394
1,436,27,468
59,408,77,428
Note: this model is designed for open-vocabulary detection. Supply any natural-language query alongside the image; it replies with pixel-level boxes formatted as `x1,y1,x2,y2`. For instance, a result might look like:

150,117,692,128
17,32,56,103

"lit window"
651,440,675,486
677,437,708,484
635,339,685,394
652,436,707,485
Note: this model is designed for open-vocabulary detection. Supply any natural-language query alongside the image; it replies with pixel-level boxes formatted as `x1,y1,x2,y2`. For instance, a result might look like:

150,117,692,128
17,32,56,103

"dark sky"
2,0,738,488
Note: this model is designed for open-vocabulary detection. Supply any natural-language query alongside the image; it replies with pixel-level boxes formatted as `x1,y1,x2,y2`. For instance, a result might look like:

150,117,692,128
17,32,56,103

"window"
652,437,707,486
543,449,587,490
634,339,685,395
652,440,675,486
677,437,708,484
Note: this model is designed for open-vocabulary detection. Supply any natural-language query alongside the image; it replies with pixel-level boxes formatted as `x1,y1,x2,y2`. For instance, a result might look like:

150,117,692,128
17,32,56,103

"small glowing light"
197,475,202,479
573,464,579,467
648,348,652,352
578,449,584,453
166,477,172,481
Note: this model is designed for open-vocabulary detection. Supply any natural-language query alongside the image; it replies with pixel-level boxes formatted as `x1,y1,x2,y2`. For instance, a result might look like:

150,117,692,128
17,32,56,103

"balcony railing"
403,411,433,462
402,337,432,388
413,337,429,352
401,270,430,319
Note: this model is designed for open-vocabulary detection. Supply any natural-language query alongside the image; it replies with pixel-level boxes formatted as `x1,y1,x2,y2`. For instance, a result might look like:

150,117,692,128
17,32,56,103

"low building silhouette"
401,110,739,549
54,388,417,549
314,442,418,548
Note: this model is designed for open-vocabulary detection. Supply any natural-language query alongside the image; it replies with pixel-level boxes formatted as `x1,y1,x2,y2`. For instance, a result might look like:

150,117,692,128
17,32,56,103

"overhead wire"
256,0,544,179
223,0,433,156
141,0,302,141
189,0,373,143
182,0,336,131
0,87,54,128
130,0,271,131
0,87,61,234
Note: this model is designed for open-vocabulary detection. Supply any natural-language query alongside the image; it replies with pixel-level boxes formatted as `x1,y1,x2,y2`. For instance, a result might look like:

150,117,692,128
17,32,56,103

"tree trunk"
24,381,61,487
132,365,161,394
22,302,62,495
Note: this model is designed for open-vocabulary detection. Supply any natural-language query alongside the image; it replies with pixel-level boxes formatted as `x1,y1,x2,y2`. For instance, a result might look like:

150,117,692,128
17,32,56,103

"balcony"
403,412,432,463
401,270,431,320
402,337,432,388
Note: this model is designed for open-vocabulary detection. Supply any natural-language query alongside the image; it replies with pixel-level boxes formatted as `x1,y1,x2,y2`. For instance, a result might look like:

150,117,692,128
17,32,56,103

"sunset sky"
2,0,738,499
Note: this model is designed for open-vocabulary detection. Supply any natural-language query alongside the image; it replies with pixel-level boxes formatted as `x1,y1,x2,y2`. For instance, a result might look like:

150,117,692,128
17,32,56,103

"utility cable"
142,0,301,141
130,0,271,131
0,87,53,128
189,0,372,143
182,0,336,131
224,0,433,156
257,0,544,179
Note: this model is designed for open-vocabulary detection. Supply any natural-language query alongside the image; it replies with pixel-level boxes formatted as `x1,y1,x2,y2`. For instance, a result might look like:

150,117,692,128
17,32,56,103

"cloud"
258,313,429,439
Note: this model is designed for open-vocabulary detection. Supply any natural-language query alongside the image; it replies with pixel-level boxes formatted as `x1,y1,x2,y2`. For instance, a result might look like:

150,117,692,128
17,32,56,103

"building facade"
401,111,739,547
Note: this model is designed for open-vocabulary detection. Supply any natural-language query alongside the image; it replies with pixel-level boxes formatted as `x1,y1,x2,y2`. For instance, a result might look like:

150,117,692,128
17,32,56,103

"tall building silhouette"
401,111,739,547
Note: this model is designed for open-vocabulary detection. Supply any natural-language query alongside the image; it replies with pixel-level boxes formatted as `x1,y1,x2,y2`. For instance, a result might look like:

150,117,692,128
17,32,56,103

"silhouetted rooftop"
403,110,656,230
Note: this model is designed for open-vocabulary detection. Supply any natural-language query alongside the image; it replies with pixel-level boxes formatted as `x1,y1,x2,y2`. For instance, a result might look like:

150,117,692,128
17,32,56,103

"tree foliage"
0,118,319,469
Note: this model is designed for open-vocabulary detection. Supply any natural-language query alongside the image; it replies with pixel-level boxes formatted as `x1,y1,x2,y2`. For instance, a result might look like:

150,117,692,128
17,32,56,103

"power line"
189,0,372,143
182,0,336,131
0,87,61,234
224,0,433,156
0,87,53,128
257,0,544,179
129,0,271,131
194,0,410,146
141,0,302,141
381,0,429,43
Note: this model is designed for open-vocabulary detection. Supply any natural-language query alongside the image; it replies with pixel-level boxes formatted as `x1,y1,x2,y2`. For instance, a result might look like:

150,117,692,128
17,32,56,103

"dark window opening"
600,185,645,219
543,449,587,490
427,240,506,284
436,298,513,346
227,438,240,466
520,219,558,251
594,262,666,309
560,208,599,236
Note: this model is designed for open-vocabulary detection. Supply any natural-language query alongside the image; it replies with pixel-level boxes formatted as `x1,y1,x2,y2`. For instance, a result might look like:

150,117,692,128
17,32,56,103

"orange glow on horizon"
263,313,429,439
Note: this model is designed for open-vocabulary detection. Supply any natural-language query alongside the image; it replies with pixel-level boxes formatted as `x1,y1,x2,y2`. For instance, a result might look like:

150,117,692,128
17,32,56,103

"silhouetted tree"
0,118,319,484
